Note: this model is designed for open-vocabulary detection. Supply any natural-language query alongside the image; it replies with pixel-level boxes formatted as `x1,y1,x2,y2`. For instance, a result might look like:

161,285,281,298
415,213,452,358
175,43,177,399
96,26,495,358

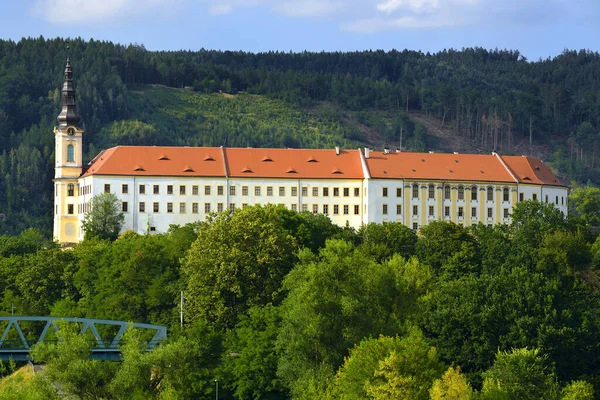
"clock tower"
53,56,84,244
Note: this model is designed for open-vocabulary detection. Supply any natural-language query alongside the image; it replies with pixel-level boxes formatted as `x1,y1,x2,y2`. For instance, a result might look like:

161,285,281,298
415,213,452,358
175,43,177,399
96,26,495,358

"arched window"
471,186,478,201
457,186,464,200
503,187,509,202
428,184,435,199
412,184,419,199
487,187,494,201
67,184,74,197
67,144,75,162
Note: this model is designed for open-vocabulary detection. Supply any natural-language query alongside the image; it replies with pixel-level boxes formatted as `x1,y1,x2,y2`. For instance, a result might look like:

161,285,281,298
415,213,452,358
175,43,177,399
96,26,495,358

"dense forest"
1,37,600,235
1,194,600,398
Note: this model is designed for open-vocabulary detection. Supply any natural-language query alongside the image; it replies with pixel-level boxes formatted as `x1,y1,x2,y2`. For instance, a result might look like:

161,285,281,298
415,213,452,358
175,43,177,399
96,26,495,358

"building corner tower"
53,56,84,244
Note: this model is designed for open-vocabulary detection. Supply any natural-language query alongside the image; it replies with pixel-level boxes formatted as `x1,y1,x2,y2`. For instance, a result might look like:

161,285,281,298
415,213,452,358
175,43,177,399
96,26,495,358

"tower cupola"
57,56,80,127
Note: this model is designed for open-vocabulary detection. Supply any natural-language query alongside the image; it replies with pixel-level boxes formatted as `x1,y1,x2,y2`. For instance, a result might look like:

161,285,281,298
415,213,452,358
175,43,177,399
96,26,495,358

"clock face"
67,127,75,136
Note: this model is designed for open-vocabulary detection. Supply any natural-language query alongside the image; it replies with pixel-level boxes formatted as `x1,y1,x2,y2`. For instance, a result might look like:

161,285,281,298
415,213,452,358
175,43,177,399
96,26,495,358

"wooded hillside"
1,37,599,235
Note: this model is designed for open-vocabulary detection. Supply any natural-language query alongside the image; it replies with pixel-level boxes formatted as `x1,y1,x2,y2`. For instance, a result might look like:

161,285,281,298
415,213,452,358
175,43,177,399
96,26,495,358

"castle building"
53,59,568,244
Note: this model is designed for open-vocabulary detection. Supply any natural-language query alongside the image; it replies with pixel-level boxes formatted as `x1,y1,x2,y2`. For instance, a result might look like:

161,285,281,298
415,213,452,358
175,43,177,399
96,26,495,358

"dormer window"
67,144,74,162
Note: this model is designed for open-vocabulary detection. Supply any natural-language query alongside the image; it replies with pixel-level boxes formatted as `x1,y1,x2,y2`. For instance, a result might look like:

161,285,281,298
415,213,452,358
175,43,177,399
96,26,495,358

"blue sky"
0,0,599,60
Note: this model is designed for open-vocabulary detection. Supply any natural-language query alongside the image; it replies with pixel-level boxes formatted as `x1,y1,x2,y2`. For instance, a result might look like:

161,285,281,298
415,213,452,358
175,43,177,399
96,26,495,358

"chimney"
335,146,340,155
384,147,390,154
364,148,370,159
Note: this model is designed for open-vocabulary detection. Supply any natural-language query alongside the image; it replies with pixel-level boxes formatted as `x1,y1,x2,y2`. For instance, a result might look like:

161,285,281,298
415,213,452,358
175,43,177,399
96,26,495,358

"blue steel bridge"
0,316,167,361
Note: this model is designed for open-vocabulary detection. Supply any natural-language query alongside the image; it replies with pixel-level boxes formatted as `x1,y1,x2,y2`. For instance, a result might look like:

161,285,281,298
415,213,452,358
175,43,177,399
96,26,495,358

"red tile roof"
502,156,566,186
81,146,225,177
224,148,363,179
81,146,565,187
364,151,516,183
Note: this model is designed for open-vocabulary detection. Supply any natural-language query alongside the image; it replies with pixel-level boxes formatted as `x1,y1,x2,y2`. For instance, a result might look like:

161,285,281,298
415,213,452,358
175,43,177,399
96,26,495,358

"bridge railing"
0,316,167,361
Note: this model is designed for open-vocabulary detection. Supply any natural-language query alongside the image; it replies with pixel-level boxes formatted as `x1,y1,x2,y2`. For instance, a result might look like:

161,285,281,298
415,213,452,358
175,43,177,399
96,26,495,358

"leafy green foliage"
183,205,296,330
429,367,473,400
81,193,125,241
480,348,560,400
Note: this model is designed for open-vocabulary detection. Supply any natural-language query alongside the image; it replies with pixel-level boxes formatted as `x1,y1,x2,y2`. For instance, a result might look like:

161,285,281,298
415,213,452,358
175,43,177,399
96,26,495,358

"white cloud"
376,0,440,14
342,13,470,33
31,0,177,24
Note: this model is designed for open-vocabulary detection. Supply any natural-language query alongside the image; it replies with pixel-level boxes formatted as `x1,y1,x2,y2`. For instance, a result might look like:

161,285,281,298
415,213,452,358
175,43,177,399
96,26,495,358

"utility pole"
180,291,184,328
215,379,219,399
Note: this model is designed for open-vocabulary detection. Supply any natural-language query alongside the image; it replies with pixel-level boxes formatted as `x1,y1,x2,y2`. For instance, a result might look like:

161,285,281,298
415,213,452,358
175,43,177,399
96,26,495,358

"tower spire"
57,55,80,127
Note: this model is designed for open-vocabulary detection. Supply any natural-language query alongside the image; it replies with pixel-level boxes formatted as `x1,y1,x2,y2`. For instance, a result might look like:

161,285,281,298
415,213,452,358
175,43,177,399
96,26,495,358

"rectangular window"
192,185,199,195
217,186,224,196
291,204,297,211
68,204,74,215
532,193,538,201
122,184,128,194
428,185,435,199
292,187,298,197
354,188,360,197
458,187,465,200
302,204,308,212
488,207,493,218
205,185,211,195
230,186,236,196
555,196,558,204
153,202,159,213
382,204,388,215
167,185,173,195
242,186,248,196
412,185,419,199
471,207,477,218
217,203,223,212
545,194,549,203
139,185,146,194
205,203,211,213
487,188,494,201
242,203,249,209
255,186,261,196
344,205,349,215
313,204,318,214
413,205,418,216
104,184,111,193
323,205,329,214
396,204,402,215
229,203,235,212
167,203,173,213
445,206,450,217
153,185,160,195
323,187,329,197
180,185,186,195
279,187,285,196
180,203,186,214
504,208,509,219
354,205,360,215
192,203,199,213
413,222,418,230
458,207,464,218
334,205,339,215
344,188,350,197
429,205,434,216
139,202,145,213
444,186,450,200
302,187,308,196
267,187,273,196
313,187,319,197
503,188,509,202
333,188,339,197
519,193,524,202
396,188,402,197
